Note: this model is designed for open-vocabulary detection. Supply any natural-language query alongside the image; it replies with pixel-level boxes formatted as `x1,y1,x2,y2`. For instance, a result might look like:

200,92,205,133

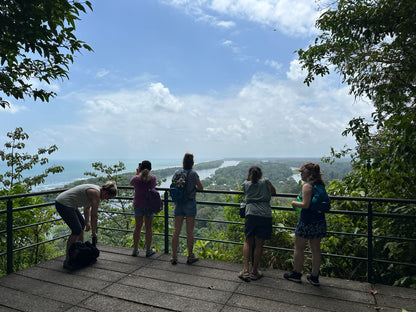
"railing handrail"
2,186,416,204
1,187,416,283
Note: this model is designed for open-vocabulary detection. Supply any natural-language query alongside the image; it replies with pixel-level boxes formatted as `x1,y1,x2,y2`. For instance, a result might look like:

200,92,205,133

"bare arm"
196,178,203,191
86,188,101,238
83,206,91,231
268,180,276,196
292,183,313,210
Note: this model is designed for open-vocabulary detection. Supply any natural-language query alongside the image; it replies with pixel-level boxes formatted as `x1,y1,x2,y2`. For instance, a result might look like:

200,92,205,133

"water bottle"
294,194,302,212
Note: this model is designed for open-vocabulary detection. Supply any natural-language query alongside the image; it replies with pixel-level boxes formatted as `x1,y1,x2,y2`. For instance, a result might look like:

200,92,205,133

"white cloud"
28,77,61,93
221,39,234,47
215,20,236,28
0,102,27,114
95,69,109,78
148,82,183,112
286,59,305,81
161,0,320,36
43,65,373,159
220,39,248,60
265,59,282,71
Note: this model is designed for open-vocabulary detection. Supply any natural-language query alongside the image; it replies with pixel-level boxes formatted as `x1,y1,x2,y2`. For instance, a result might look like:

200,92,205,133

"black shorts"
55,201,85,236
245,215,272,240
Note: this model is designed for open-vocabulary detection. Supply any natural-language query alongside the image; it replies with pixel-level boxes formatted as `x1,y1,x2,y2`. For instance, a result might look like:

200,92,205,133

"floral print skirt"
295,219,327,239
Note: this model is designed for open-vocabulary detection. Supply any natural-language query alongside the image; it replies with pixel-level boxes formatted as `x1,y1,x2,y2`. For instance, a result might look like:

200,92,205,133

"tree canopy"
0,127,64,192
299,0,416,198
0,0,93,108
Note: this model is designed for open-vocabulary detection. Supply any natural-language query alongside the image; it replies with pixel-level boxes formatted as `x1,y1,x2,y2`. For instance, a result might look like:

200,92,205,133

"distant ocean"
0,158,239,191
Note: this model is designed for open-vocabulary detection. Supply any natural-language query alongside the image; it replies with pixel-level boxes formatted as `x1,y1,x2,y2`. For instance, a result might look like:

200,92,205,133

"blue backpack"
169,169,190,202
310,184,331,214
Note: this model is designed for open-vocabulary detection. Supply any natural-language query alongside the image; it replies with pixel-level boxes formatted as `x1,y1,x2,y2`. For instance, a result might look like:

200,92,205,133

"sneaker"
146,248,156,258
284,270,302,283
186,254,199,265
170,257,178,265
307,274,320,286
131,250,139,257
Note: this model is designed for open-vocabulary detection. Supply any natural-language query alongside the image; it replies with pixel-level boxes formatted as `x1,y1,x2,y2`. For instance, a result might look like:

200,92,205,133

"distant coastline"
1,157,349,191
24,158,235,191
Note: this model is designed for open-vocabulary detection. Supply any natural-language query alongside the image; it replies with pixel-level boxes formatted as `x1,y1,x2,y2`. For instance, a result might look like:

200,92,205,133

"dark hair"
247,166,262,184
139,160,152,182
300,162,325,186
183,153,194,170
139,160,152,171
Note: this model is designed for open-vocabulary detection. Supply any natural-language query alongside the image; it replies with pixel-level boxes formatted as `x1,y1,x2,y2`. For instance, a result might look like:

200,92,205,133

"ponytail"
138,160,152,183
139,169,151,183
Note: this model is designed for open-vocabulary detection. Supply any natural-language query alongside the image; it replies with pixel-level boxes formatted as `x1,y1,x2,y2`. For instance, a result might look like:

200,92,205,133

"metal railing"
1,187,416,284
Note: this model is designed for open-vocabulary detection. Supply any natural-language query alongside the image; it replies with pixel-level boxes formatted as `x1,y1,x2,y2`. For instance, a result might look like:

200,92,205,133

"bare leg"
133,216,144,252
252,237,265,274
243,236,254,272
309,238,322,276
293,235,307,273
144,216,154,251
185,216,196,256
171,216,185,259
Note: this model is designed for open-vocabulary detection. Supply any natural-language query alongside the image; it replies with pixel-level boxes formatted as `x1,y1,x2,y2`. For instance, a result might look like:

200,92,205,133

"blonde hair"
138,160,152,182
101,181,117,197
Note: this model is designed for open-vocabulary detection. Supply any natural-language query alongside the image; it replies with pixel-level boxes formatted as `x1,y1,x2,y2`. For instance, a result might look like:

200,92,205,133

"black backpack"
68,241,99,269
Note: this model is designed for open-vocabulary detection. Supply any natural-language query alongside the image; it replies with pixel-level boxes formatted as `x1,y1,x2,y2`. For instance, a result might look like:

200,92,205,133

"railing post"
6,199,13,274
367,201,373,284
164,191,170,254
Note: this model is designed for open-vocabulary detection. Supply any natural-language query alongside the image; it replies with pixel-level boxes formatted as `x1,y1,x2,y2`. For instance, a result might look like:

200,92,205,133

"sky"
1,0,374,162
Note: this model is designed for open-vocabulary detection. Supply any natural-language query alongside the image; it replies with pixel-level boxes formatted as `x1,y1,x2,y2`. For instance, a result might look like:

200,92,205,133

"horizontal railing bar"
373,258,416,268
116,186,416,204
95,208,416,242
11,218,63,232
373,235,416,242
0,189,66,200
1,234,70,256
2,187,416,204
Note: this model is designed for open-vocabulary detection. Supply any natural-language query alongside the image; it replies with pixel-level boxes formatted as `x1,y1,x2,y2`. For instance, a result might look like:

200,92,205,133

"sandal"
238,270,251,282
250,270,264,281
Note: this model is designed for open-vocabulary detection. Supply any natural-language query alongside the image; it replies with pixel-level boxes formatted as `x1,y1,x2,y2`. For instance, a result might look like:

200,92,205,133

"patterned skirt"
295,219,327,239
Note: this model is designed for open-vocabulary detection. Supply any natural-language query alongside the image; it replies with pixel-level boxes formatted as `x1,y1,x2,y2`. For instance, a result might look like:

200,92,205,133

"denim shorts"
55,201,85,236
134,206,154,217
174,199,197,217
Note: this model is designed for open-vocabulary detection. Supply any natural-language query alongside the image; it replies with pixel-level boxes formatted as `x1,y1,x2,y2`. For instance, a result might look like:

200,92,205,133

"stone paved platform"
0,244,415,311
